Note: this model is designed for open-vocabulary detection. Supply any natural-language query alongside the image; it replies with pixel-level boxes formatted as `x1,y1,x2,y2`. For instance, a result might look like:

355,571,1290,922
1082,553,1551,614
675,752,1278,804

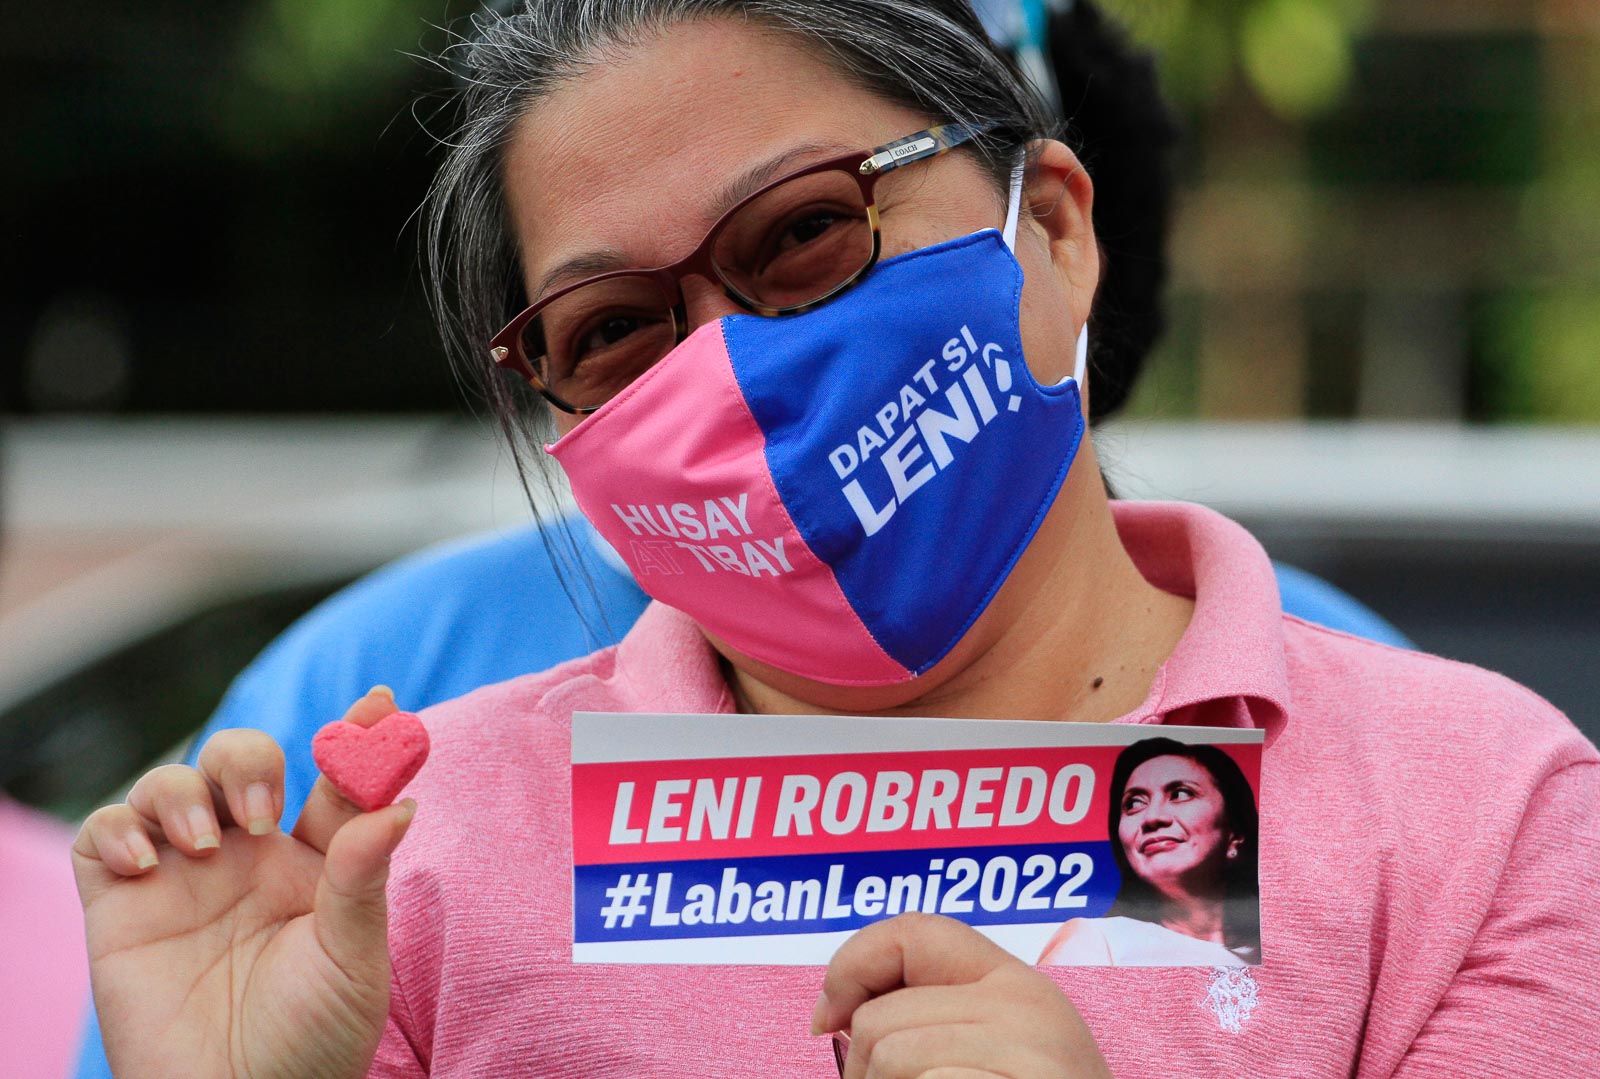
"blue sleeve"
1272,561,1413,649
72,516,649,1079
194,518,648,825
205,518,648,817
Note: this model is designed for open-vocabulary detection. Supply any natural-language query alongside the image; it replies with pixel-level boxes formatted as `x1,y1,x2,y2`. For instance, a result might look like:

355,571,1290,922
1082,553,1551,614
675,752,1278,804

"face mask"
547,178,1087,686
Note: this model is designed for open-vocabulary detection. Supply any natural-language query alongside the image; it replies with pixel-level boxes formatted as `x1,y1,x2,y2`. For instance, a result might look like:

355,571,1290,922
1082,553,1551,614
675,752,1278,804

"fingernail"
368,684,395,702
810,992,831,1036
188,805,220,850
126,832,159,870
244,783,277,835
395,798,417,827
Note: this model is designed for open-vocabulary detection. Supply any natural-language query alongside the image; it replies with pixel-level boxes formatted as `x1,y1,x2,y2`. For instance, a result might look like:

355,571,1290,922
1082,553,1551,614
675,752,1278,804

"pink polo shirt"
374,502,1600,1077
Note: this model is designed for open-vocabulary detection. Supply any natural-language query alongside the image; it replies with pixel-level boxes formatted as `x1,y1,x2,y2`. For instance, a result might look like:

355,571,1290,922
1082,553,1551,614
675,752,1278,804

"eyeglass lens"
521,168,874,411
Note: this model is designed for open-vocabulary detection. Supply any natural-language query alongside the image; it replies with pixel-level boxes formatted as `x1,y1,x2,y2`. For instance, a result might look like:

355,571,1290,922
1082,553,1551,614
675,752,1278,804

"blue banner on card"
575,840,1120,943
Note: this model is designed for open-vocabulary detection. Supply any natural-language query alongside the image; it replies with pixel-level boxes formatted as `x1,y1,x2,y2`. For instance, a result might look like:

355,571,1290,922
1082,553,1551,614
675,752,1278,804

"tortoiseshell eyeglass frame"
488,122,997,415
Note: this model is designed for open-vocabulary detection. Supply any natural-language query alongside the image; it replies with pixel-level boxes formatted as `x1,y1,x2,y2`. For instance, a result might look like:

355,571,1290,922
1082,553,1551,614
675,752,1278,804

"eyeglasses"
488,123,995,416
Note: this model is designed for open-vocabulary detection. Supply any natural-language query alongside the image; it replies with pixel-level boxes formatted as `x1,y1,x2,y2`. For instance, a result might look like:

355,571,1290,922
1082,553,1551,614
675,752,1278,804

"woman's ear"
1023,138,1099,326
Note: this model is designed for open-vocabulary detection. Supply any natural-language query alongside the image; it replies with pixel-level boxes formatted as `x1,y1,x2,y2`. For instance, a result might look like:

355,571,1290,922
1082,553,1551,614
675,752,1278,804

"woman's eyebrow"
531,141,851,299
707,139,851,218
533,250,631,299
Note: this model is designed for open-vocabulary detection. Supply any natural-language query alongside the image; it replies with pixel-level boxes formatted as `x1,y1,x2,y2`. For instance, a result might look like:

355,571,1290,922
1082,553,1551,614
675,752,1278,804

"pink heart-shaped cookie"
312,711,430,812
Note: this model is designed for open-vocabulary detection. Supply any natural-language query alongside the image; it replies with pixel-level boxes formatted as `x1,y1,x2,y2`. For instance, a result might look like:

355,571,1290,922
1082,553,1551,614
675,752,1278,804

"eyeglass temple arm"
857,121,996,175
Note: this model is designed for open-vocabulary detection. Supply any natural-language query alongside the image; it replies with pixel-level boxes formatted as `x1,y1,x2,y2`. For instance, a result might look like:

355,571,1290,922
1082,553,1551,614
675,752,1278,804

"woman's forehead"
500,17,923,276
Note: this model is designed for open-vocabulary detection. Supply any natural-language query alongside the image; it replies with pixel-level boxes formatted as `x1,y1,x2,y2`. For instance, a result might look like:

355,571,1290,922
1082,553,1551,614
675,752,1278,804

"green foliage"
218,0,430,156
1481,290,1600,423
1099,0,1373,118
1309,35,1543,187
1099,2,1598,425
1240,0,1352,117
1485,37,1600,422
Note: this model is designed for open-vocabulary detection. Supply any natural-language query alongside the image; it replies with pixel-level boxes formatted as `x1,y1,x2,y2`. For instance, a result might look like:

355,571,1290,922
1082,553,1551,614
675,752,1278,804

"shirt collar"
1110,501,1292,739
613,501,1292,737
612,600,737,716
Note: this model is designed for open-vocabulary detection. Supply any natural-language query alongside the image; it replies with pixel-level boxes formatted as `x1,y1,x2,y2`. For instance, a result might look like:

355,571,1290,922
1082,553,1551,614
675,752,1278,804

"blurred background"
4,0,1598,818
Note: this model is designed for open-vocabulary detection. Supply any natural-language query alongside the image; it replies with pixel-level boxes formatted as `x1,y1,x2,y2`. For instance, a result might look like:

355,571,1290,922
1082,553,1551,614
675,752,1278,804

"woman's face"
500,17,1098,440
498,16,1101,709
1117,755,1238,898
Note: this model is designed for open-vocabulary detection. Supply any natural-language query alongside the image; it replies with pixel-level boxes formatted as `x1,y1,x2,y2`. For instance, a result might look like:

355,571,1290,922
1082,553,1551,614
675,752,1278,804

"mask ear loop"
1002,158,1025,251
1005,154,1089,391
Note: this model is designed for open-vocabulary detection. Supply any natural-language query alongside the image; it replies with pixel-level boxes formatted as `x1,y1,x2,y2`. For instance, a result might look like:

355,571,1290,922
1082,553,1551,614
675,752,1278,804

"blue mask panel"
722,226,1086,676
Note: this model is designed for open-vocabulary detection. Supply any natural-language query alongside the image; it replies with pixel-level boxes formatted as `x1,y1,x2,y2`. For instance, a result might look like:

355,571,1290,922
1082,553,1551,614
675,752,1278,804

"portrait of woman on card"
1040,737,1261,966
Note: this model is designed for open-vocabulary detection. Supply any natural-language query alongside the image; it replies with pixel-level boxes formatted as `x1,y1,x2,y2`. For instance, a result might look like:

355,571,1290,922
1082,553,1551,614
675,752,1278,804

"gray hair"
422,0,1057,469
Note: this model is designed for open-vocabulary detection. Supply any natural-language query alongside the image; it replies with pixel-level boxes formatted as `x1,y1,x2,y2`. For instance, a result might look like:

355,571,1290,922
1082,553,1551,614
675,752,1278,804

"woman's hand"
72,687,413,1079
815,913,1113,1079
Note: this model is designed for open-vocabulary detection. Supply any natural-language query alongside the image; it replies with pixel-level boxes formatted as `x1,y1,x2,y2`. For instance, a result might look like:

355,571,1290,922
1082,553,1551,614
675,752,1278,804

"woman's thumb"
313,799,415,990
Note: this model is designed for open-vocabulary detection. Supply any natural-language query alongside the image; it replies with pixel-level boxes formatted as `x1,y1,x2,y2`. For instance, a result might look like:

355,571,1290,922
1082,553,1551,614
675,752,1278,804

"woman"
1040,737,1260,966
71,3,1600,1077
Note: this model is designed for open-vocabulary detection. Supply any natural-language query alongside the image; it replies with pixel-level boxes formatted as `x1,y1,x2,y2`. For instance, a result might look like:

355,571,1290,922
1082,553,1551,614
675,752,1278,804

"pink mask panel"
546,319,910,685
